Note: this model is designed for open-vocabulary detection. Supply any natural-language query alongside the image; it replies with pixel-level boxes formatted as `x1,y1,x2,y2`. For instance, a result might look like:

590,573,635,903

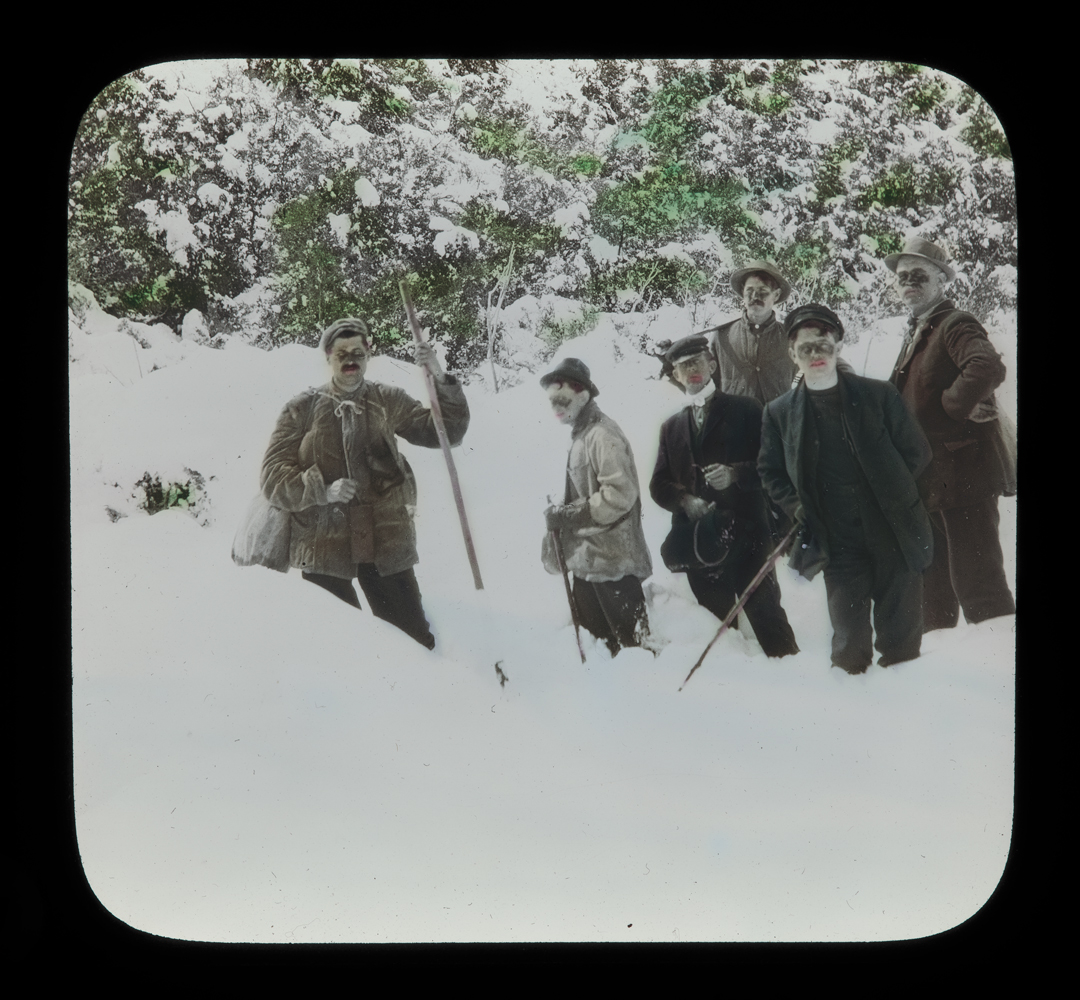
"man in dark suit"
650,335,799,658
885,237,1016,631
758,306,934,673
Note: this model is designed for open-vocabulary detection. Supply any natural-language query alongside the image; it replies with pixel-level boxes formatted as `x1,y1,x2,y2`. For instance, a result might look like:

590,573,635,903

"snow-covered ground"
69,305,1016,944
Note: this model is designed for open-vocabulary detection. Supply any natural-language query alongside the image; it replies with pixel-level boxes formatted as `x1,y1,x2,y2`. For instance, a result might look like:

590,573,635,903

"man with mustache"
650,336,799,658
885,237,1016,631
541,358,653,656
704,260,796,405
261,317,469,649
758,306,933,672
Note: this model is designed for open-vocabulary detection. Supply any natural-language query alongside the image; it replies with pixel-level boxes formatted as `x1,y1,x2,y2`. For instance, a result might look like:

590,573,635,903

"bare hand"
681,495,713,522
702,463,736,490
326,478,358,503
413,341,444,378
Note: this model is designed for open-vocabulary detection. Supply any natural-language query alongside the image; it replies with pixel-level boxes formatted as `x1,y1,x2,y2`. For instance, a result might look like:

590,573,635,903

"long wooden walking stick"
679,522,799,691
399,279,484,590
551,527,586,663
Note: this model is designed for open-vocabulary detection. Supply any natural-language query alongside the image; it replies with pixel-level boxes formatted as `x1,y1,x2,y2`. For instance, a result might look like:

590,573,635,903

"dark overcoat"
261,377,469,579
890,300,1016,511
758,372,934,575
651,391,774,544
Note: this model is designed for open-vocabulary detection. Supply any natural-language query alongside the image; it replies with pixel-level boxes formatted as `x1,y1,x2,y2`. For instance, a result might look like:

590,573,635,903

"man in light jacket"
541,358,653,656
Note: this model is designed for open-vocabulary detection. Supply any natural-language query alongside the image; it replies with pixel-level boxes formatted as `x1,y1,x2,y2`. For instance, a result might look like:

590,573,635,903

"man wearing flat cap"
541,358,653,656
885,237,1016,631
758,305,934,673
650,335,799,658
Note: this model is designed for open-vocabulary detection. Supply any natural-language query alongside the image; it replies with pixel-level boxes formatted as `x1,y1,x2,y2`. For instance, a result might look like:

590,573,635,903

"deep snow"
69,305,1016,943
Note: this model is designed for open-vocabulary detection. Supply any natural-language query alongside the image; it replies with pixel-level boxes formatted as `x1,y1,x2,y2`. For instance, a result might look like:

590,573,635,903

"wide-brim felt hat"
883,237,956,282
729,260,792,303
540,357,599,397
784,304,845,341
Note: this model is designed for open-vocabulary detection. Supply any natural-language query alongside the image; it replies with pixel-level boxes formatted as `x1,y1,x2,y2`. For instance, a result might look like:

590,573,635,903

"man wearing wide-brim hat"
650,335,799,658
696,259,795,406
540,358,653,656
885,237,1016,632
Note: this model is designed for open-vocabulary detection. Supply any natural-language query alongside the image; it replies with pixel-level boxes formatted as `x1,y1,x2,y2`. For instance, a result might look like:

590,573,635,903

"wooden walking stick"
399,279,484,590
551,527,587,664
679,522,799,691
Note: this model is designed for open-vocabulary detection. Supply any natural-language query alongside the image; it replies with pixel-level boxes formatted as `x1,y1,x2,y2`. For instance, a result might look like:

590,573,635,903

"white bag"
231,492,291,573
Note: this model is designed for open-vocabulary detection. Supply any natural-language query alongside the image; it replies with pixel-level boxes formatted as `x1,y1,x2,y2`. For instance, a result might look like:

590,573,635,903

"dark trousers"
822,485,922,672
924,499,1015,631
302,564,435,649
687,557,799,658
572,576,649,656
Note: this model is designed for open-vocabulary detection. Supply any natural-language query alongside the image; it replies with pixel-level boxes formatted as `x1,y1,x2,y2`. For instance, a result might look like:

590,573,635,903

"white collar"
689,381,716,408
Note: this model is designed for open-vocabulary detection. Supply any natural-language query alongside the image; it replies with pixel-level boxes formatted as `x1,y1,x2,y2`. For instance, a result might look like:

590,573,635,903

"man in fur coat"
885,237,1016,631
541,358,653,656
261,317,469,649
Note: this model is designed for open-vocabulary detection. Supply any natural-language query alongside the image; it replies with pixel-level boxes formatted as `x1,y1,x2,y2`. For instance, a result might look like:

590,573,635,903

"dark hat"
540,357,599,397
664,334,713,366
729,260,792,302
883,237,956,282
319,317,374,355
784,304,845,341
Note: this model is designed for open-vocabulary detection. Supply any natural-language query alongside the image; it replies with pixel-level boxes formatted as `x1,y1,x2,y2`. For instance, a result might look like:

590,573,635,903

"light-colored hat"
319,317,374,355
884,237,956,282
729,260,792,303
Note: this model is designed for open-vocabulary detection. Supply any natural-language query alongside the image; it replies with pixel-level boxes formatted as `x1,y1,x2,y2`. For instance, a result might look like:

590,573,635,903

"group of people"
259,237,1016,673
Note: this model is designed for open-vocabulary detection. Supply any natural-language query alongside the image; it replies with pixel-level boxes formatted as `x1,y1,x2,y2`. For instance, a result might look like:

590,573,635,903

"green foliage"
593,163,754,256
854,160,959,212
466,113,603,180
136,472,192,515
960,104,1011,160
69,58,1016,367
538,306,601,348
585,254,709,313
812,137,866,207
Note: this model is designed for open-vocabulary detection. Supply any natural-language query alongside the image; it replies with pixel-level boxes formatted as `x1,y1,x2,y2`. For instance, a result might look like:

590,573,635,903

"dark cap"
664,334,713,366
319,317,374,355
540,357,599,397
784,304,845,341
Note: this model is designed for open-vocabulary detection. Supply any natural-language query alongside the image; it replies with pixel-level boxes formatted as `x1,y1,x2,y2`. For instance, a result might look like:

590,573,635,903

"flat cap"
664,334,713,365
784,304,845,341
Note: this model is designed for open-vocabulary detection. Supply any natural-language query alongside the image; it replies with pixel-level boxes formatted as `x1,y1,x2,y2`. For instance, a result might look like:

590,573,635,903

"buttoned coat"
651,390,774,540
544,400,653,583
758,372,934,575
890,300,1016,511
261,377,469,579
